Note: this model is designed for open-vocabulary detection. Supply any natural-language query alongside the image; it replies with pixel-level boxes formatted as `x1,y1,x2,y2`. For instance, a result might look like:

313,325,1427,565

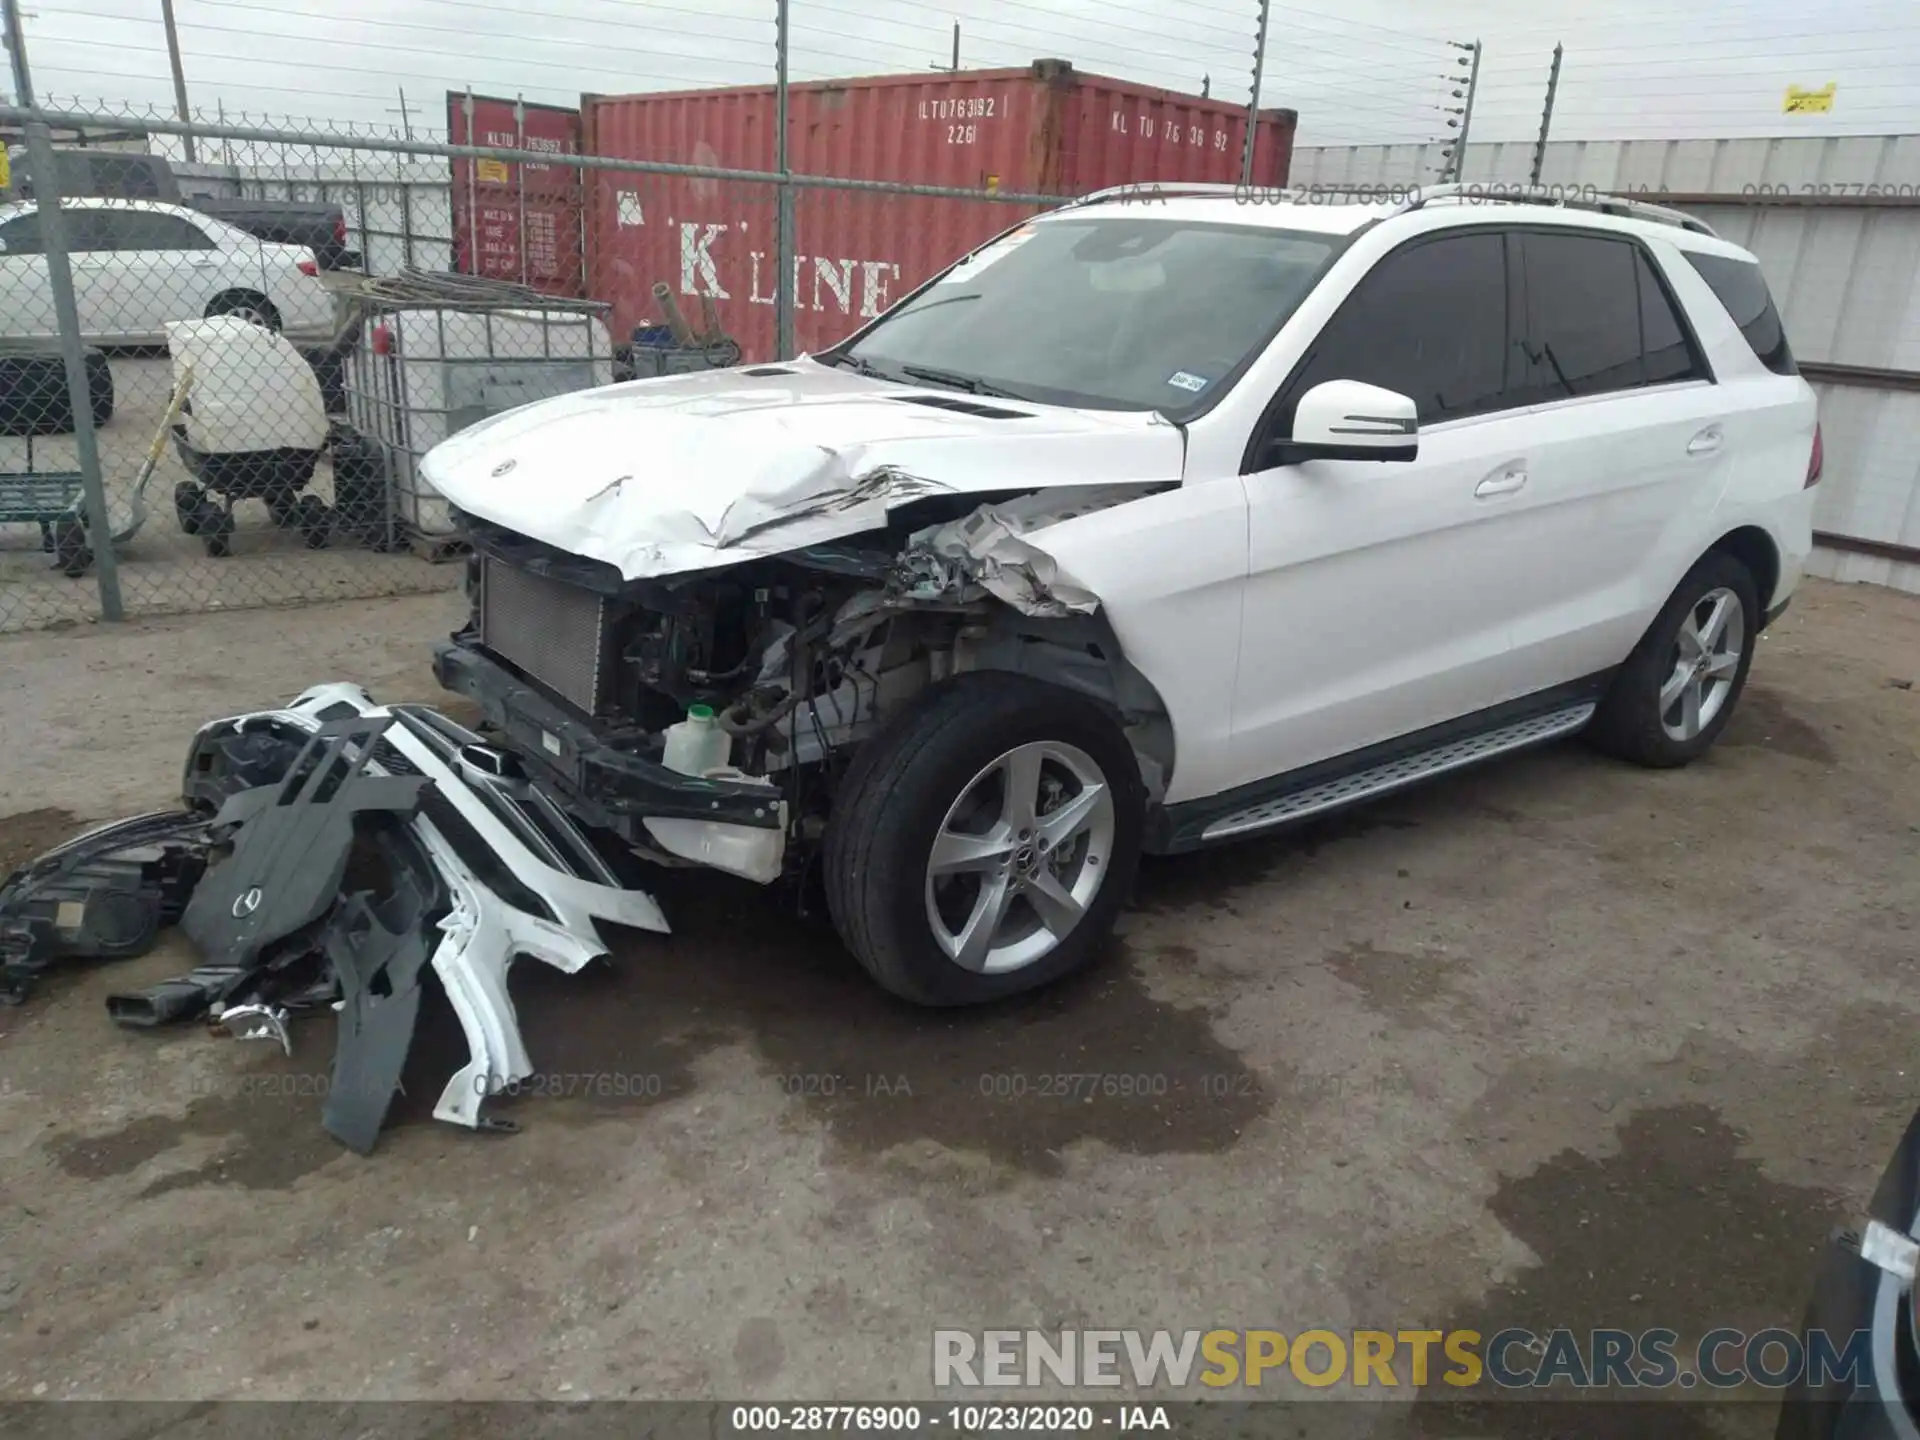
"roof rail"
1395,182,1718,237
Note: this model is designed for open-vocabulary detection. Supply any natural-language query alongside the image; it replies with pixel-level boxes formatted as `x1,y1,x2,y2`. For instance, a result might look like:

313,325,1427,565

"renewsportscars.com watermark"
932,1327,1871,1392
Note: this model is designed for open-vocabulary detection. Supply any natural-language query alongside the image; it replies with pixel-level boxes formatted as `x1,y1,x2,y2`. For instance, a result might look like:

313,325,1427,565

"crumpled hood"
417,358,1186,580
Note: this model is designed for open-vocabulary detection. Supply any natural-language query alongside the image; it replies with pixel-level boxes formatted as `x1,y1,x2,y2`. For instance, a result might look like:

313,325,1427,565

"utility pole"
159,0,196,161
1441,40,1480,184
931,21,959,71
462,88,478,274
774,0,794,360
514,92,527,287
384,87,416,139
1530,43,1564,187
1,0,34,106
1239,0,1271,186
390,87,417,269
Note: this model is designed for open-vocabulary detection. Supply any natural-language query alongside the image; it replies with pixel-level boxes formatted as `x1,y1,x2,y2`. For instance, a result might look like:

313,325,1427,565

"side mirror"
1267,380,1419,467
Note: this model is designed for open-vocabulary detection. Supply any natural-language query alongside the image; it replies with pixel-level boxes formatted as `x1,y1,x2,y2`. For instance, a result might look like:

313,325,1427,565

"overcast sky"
6,0,1918,152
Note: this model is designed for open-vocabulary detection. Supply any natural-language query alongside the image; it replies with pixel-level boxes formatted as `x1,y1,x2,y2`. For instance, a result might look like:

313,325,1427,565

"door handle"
1687,427,1724,456
1475,469,1529,498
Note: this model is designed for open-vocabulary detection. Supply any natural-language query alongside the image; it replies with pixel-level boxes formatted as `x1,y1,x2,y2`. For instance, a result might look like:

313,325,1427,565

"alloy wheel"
1660,585,1745,741
923,740,1115,974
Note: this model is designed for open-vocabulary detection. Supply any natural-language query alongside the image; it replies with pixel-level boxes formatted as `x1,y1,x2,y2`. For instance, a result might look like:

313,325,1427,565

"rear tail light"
1805,422,1824,488
296,257,318,277
333,214,348,246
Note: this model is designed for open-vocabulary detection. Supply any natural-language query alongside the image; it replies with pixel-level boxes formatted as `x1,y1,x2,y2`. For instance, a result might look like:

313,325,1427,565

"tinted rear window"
1683,251,1797,375
1514,231,1650,403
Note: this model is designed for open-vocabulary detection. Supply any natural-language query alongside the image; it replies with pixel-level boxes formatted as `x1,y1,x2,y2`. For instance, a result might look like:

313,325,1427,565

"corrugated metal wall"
1290,135,1920,190
1290,135,1920,595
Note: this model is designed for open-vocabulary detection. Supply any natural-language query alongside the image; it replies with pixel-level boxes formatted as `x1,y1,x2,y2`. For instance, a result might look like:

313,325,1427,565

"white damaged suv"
422,183,1821,1006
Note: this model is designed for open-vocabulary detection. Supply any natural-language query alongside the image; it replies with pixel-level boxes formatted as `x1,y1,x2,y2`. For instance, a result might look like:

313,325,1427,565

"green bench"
0,436,93,576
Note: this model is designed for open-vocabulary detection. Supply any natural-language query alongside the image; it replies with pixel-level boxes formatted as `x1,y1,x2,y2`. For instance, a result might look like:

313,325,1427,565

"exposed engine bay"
445,483,1174,884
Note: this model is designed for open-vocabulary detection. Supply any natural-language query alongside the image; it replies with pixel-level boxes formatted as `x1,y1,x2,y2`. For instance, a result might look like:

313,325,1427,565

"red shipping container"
447,91,587,296
580,60,1297,361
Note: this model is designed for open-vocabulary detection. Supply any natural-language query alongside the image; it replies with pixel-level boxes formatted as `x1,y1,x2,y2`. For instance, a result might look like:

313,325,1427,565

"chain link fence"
0,113,463,634
0,94,1072,635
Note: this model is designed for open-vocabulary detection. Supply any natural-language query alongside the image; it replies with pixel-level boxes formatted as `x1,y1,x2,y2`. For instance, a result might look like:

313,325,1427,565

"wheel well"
946,609,1177,805
1706,527,1780,613
208,289,277,317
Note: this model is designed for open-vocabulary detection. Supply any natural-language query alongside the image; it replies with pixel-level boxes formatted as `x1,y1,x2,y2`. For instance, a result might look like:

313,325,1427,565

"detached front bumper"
182,683,672,1142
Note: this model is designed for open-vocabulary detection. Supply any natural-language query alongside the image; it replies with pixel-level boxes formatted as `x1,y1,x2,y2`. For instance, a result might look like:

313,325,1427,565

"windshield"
835,216,1337,414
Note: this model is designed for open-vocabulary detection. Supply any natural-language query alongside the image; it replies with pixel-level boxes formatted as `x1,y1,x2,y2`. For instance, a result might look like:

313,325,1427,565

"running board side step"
1192,702,1597,846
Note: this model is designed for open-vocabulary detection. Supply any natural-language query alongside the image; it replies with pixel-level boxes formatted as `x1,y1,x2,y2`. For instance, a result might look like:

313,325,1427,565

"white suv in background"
421,183,1821,1006
0,197,336,345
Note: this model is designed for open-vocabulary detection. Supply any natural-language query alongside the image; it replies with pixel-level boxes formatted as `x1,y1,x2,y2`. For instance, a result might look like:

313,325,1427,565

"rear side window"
1512,231,1707,403
62,210,116,253
1279,231,1510,428
1514,233,1635,403
99,210,215,251
88,155,165,199
1682,251,1797,375
1638,250,1703,385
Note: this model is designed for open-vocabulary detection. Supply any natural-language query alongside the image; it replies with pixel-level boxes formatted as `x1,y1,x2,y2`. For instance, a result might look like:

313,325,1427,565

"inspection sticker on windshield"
941,228,1035,284
1166,371,1210,393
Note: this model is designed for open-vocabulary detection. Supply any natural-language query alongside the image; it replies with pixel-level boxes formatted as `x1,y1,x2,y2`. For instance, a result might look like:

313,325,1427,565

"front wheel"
205,291,282,332
824,673,1145,1006
293,494,332,549
52,519,92,578
1586,551,1760,768
200,507,235,558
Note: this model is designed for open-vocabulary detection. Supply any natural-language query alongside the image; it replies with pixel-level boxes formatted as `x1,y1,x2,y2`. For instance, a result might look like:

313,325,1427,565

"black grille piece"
883,394,1031,420
478,556,606,714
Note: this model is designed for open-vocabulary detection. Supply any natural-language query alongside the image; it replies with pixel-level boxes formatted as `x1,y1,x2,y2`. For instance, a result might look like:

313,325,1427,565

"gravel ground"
0,577,1915,1437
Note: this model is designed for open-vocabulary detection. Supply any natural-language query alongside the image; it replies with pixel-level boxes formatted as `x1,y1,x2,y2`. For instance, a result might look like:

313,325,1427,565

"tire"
823,673,1145,1006
329,427,390,548
0,348,108,434
205,291,282,333
293,494,331,549
52,519,92,578
174,481,206,535
1586,551,1760,768
85,349,113,428
200,508,235,559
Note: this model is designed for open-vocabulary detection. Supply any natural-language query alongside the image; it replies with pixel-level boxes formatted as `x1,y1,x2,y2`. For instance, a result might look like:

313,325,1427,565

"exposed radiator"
478,556,607,714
